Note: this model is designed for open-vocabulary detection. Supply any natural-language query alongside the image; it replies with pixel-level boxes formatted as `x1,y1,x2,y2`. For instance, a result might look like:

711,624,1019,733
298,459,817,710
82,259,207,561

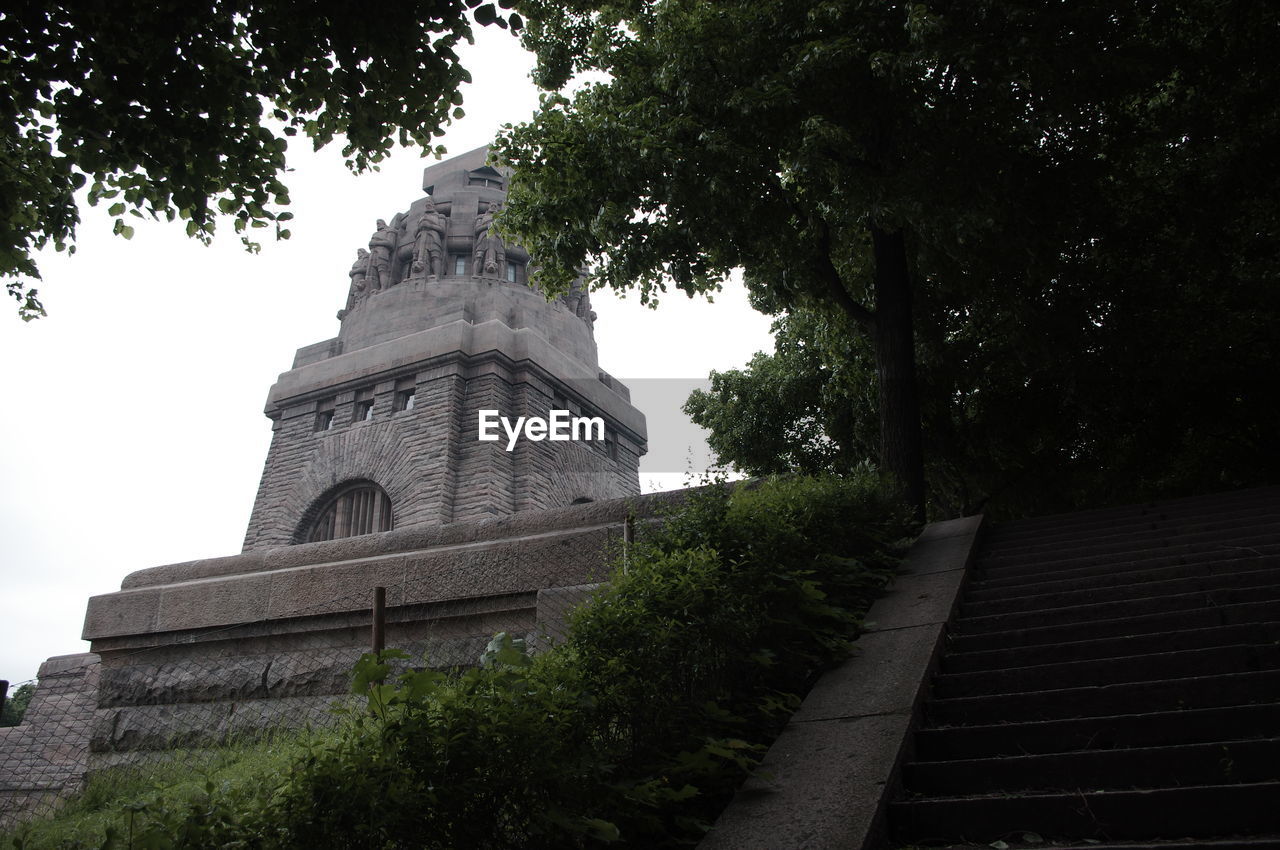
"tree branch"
815,218,877,334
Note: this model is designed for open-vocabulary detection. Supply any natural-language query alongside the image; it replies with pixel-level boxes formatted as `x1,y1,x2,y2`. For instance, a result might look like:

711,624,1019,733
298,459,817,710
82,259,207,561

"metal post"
0,680,8,720
372,586,386,655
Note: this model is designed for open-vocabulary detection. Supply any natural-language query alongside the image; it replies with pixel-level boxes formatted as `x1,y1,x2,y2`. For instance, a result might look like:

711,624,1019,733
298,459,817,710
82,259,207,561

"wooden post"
623,513,635,572
372,586,386,655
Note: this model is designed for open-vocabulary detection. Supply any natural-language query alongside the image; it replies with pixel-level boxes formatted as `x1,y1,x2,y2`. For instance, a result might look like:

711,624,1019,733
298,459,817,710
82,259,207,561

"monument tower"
241,146,647,550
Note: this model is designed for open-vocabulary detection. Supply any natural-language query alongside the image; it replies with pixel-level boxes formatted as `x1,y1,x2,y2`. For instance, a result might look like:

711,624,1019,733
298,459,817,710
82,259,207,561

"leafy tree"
1,0,522,320
687,111,1280,519
494,0,1279,518
1,681,34,726
684,307,875,480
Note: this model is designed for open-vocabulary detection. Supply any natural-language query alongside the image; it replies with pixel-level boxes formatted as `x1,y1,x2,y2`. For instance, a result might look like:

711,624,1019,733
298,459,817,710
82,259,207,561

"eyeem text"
477,409,605,451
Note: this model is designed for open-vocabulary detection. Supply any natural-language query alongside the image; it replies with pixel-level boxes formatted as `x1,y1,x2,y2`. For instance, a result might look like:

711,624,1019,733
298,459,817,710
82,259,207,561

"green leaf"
582,818,621,842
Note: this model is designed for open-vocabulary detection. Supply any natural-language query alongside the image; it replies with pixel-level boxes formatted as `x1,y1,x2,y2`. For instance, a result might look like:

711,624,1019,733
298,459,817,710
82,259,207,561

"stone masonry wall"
83,490,688,762
0,654,99,828
243,350,643,550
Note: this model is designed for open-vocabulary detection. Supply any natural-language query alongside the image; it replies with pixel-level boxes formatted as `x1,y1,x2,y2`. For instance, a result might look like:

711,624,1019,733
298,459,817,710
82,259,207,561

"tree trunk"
870,223,926,519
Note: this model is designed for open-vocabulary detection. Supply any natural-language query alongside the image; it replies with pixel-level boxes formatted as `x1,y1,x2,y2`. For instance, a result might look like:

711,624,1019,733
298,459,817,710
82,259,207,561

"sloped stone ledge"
85,488,698,644
119,487,689,592
698,515,984,850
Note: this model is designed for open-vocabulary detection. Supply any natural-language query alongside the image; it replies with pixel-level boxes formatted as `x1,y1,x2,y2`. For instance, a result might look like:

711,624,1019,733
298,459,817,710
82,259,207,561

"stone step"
904,738,1280,795
982,507,1280,562
925,669,1280,725
948,598,1280,652
929,840,1280,850
942,621,1280,673
952,584,1280,635
977,532,1280,578
966,556,1280,602
984,505,1280,555
932,643,1280,699
890,782,1280,843
962,565,1280,617
986,495,1280,539
914,703,1280,761
982,487,1280,540
890,488,1280,850
971,550,1280,594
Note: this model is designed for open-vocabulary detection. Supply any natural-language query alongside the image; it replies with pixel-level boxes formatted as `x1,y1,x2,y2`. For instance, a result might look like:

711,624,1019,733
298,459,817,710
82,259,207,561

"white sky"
0,27,775,686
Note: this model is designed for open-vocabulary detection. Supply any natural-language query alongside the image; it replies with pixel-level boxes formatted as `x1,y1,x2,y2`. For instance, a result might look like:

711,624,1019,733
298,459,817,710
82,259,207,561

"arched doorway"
296,480,393,544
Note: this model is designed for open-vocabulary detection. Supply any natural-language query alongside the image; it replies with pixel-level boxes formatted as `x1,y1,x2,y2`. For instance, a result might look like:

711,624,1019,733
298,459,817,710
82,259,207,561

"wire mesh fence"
0,513,641,831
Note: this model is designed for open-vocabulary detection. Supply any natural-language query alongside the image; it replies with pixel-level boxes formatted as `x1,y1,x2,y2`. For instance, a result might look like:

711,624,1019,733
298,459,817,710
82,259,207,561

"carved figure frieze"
339,195,593,329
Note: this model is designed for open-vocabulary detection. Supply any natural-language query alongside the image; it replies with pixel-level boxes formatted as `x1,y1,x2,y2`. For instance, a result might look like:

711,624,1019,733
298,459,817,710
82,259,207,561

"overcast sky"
0,27,775,686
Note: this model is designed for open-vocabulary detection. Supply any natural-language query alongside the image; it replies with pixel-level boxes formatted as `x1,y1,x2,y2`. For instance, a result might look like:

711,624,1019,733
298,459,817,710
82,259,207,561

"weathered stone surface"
242,145,647,551
899,515,983,574
81,587,161,639
119,487,686,591
97,649,359,709
790,625,943,723
699,714,914,850
0,654,100,827
88,488,691,641
864,569,968,632
154,573,272,632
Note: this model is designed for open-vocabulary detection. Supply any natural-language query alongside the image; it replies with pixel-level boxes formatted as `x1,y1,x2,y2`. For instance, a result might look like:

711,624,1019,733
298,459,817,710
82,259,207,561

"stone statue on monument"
368,218,398,292
342,248,372,315
473,203,506,277
412,202,447,278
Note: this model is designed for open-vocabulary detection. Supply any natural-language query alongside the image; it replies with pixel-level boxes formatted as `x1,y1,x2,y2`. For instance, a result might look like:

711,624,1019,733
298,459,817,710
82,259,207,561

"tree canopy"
1,681,34,726
495,0,1280,518
1,0,521,319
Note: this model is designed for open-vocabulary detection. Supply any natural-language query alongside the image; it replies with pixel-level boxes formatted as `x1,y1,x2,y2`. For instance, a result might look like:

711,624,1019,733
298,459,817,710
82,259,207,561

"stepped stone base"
1,490,686,827
85,492,682,751
0,654,100,828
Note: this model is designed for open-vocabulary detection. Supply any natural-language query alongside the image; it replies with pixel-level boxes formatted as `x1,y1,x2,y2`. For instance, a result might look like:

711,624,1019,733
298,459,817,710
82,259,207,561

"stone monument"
242,146,646,550
1,147,657,823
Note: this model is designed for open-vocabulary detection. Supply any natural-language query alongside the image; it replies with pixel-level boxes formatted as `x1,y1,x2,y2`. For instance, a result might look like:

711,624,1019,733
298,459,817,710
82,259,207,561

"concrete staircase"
889,487,1280,848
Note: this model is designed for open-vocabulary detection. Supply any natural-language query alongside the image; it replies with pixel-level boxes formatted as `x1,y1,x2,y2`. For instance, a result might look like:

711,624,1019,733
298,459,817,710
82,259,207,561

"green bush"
9,473,916,849
271,637,616,849
557,473,914,843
